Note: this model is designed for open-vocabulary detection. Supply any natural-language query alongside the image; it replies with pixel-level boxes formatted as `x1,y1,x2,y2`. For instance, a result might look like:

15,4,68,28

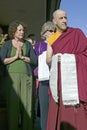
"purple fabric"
34,41,47,76
34,67,38,77
34,41,47,56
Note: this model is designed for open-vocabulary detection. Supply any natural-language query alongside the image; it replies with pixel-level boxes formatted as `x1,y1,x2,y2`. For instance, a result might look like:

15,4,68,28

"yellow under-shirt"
47,31,61,46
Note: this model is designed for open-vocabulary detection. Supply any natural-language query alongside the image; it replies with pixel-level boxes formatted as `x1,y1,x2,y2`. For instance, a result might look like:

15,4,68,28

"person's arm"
4,56,17,64
19,42,37,64
4,47,20,64
3,45,24,65
46,44,53,65
4,49,31,64
0,41,18,65
20,56,30,63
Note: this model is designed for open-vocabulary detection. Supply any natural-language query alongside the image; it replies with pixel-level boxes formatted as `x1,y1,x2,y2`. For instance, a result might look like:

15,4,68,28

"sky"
60,0,87,36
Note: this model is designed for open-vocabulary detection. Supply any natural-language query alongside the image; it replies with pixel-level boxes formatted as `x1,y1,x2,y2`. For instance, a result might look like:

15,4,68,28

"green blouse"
8,44,27,74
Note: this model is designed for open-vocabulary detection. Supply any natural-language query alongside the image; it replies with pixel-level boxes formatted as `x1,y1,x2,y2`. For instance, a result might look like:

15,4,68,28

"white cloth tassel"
61,54,79,105
38,51,49,81
50,53,62,103
49,54,59,103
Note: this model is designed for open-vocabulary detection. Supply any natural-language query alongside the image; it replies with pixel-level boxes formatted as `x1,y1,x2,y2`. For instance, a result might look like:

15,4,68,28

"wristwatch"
21,56,25,60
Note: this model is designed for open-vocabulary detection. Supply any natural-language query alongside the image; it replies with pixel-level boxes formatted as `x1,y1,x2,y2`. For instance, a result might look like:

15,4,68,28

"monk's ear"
53,18,57,25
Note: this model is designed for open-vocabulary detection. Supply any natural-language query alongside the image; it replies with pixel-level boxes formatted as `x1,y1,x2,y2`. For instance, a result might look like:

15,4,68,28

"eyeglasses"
42,30,54,35
46,30,54,32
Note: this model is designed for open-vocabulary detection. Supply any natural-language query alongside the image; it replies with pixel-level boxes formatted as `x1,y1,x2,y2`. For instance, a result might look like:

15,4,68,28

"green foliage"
0,34,8,48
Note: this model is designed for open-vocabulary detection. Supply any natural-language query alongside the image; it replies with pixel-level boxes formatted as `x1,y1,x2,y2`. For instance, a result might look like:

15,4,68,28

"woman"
34,21,57,130
0,20,37,130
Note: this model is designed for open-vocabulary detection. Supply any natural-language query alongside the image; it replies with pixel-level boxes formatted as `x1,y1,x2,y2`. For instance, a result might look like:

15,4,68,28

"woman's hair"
8,20,27,39
41,21,57,39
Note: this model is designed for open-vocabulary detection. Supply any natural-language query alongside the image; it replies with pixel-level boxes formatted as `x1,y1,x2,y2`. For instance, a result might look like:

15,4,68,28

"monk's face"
53,10,67,32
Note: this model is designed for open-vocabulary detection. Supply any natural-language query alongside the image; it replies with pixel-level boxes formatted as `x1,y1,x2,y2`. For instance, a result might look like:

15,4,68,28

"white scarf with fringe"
50,53,79,105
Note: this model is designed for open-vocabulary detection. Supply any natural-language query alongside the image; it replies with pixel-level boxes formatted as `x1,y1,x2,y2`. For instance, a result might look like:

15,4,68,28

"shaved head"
52,9,67,32
53,9,67,19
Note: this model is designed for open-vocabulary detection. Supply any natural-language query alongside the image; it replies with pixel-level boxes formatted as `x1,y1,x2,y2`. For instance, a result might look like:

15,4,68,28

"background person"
26,33,37,49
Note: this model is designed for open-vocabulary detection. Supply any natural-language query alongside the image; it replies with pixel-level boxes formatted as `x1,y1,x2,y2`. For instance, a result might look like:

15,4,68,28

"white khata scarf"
50,53,79,105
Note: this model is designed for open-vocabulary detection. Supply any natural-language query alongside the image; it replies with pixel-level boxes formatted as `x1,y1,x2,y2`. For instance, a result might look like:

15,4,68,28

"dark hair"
8,20,27,39
0,27,3,34
27,34,37,41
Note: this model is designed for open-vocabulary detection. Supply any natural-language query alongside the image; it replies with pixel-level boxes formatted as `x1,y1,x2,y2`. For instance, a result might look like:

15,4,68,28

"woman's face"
14,24,24,40
42,30,54,39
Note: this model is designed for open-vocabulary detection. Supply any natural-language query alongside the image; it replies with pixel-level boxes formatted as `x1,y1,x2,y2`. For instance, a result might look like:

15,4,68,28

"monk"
46,9,87,130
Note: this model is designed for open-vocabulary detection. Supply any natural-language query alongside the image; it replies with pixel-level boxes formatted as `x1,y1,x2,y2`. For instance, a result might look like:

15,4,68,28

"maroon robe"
46,27,87,130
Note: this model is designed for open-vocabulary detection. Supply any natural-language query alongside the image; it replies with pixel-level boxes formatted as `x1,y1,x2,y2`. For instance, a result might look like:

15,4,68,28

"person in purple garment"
34,21,57,130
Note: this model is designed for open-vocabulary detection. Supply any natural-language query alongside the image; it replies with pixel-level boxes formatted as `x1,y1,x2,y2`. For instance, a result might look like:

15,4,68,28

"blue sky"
60,0,87,36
